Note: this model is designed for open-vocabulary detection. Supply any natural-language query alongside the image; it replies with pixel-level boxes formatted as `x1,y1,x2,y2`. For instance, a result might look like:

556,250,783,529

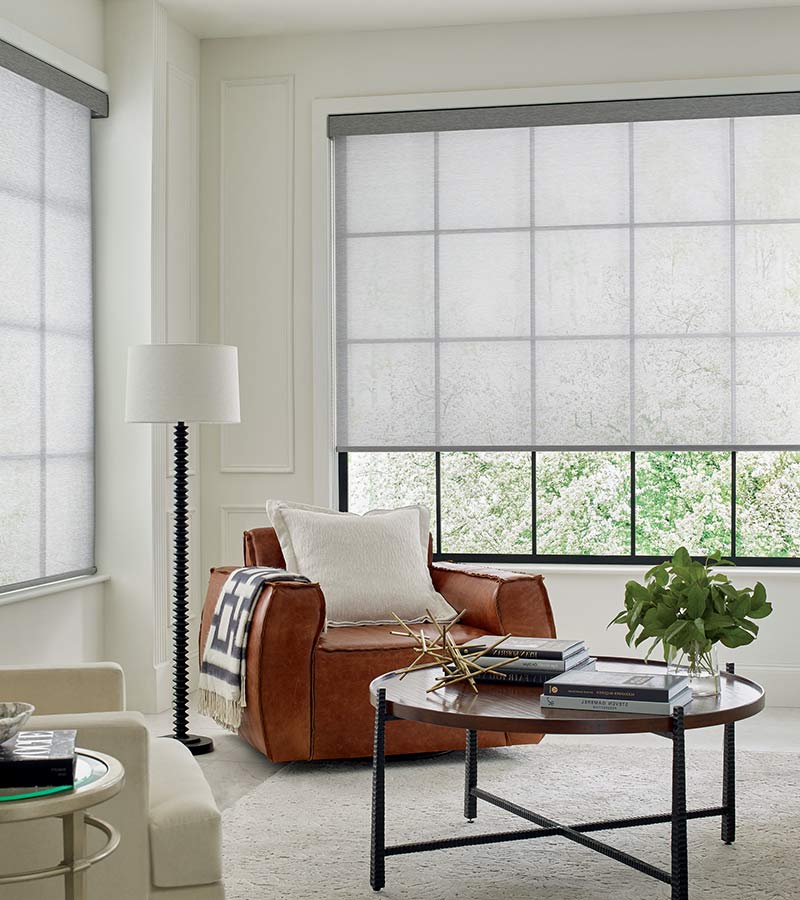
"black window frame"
338,450,799,567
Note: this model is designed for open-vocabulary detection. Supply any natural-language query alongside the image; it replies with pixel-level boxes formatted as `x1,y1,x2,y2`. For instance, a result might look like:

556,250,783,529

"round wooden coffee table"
368,657,764,900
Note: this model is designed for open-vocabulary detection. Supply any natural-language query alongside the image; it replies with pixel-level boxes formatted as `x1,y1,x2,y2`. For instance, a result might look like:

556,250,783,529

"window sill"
494,562,800,577
0,574,109,609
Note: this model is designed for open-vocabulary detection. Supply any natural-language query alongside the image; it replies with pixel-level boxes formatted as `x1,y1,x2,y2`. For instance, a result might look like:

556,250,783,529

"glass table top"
0,753,108,803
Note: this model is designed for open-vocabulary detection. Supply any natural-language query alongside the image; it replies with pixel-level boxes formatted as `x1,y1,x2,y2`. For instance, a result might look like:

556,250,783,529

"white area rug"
222,742,799,899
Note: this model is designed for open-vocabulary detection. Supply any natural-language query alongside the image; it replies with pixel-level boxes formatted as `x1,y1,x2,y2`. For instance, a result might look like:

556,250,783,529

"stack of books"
458,637,596,685
541,670,692,714
0,730,77,794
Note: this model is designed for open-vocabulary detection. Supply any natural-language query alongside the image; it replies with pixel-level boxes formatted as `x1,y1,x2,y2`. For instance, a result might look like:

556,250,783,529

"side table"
0,748,125,899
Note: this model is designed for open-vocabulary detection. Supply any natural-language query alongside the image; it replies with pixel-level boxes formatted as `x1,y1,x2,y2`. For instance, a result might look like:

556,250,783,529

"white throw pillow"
266,500,455,627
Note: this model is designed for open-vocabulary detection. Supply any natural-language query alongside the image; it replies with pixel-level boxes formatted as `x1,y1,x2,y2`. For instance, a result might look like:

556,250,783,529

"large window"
0,50,106,591
341,450,800,564
331,93,800,564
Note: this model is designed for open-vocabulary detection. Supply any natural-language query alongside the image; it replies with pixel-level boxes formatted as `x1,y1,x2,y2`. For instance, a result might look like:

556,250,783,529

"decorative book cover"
461,637,585,660
541,687,693,715
543,670,689,702
0,730,77,788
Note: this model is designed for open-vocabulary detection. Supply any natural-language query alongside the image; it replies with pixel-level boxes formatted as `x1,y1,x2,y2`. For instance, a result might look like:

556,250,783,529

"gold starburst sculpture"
391,610,519,693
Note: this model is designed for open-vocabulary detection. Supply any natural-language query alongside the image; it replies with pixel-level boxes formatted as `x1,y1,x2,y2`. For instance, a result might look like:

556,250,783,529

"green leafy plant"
609,547,772,661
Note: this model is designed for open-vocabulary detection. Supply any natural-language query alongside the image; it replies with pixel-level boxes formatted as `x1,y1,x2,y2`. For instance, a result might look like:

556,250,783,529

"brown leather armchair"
200,527,557,762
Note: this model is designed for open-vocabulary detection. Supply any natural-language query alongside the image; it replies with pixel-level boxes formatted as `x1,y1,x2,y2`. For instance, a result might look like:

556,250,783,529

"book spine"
541,695,684,715
474,671,552,685
542,683,681,702
479,656,572,672
469,646,583,660
0,761,75,788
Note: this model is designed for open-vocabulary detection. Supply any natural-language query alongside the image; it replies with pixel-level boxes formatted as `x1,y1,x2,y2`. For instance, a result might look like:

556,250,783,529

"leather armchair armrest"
200,567,326,762
431,564,556,638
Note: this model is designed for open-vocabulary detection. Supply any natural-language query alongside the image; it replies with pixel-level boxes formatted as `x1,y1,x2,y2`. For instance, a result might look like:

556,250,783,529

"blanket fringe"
197,688,242,732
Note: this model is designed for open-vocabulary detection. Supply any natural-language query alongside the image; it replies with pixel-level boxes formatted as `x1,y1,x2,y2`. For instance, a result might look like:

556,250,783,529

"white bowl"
0,702,35,749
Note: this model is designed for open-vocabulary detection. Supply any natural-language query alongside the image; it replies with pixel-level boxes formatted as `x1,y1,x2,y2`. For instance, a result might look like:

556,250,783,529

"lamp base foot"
161,733,215,756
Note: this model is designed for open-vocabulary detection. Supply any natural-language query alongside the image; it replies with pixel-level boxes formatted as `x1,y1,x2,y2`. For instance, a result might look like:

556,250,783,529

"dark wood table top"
370,656,765,735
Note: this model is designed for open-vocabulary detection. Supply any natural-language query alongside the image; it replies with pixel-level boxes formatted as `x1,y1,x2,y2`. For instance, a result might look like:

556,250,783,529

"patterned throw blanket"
198,566,310,731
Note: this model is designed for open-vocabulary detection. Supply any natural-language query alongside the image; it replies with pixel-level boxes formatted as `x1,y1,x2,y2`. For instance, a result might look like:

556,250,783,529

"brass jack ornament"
391,609,519,693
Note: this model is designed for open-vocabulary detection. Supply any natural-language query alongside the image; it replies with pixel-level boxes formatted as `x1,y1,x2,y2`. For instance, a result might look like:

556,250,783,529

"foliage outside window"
342,450,800,563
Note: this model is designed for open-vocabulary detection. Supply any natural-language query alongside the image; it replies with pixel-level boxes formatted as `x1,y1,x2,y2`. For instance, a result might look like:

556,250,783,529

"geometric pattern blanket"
198,566,310,731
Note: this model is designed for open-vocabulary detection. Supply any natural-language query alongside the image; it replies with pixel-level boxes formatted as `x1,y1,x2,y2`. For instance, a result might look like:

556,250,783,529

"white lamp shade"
125,343,241,424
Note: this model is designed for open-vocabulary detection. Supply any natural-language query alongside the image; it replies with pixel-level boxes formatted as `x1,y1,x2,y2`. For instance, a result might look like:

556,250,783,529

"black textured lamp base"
162,733,215,756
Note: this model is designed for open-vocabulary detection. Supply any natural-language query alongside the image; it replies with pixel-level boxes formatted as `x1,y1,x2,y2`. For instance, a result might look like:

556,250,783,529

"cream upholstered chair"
0,663,223,899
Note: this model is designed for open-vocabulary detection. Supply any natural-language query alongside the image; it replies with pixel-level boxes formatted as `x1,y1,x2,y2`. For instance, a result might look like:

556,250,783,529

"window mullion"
435,451,442,555
630,450,636,556
731,450,737,559
531,451,537,556
337,453,349,512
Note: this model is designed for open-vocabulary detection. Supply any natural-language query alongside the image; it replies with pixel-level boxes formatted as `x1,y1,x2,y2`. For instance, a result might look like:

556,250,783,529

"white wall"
0,582,106,665
0,0,105,70
94,0,200,711
94,0,160,711
160,13,203,701
200,6,800,705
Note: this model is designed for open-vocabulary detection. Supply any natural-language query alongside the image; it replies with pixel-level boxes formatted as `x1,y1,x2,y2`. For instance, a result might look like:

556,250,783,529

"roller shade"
0,63,95,591
333,93,800,451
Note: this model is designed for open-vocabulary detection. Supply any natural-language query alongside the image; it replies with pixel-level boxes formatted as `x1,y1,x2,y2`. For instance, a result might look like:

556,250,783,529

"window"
0,46,107,591
340,450,800,564
331,93,800,564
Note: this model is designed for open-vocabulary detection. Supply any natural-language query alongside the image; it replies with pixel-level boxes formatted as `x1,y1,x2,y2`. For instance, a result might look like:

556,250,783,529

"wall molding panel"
219,75,295,474
219,504,270,564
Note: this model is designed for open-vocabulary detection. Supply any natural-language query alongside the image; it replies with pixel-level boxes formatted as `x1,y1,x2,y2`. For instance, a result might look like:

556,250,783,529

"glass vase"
666,642,720,698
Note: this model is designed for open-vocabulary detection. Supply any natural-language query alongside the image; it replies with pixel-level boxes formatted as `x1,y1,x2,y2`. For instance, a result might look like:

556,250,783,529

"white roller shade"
333,103,800,451
0,65,94,590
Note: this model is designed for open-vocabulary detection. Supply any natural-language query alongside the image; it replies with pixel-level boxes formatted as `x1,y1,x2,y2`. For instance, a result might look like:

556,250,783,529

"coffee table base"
370,663,738,900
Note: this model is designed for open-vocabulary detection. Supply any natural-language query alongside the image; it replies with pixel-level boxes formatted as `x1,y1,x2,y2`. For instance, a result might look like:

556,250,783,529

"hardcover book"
473,649,591,673
0,730,77,788
461,637,586,660
543,670,690,702
447,658,597,686
541,687,693,715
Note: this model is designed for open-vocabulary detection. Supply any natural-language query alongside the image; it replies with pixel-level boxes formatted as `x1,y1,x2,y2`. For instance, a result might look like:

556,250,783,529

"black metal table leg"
464,730,478,822
371,689,387,891
722,662,736,844
671,706,689,900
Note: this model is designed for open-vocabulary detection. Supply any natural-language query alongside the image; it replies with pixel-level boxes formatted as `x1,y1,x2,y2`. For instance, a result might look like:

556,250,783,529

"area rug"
222,742,799,899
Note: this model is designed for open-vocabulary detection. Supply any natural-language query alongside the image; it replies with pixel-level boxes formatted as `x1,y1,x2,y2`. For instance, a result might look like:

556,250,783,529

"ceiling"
161,0,795,39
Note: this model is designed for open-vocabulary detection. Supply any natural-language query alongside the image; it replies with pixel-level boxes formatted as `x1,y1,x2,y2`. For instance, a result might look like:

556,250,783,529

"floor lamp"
126,343,240,755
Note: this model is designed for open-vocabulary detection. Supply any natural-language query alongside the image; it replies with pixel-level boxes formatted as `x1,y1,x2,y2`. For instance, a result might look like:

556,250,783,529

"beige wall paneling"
219,504,270,566
219,75,295,474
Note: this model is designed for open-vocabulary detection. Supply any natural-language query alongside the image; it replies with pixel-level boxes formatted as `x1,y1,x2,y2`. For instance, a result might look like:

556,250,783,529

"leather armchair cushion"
317,622,486,653
149,739,222,888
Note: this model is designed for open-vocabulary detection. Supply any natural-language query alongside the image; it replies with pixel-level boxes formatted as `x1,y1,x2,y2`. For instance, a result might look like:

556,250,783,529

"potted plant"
609,547,772,696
